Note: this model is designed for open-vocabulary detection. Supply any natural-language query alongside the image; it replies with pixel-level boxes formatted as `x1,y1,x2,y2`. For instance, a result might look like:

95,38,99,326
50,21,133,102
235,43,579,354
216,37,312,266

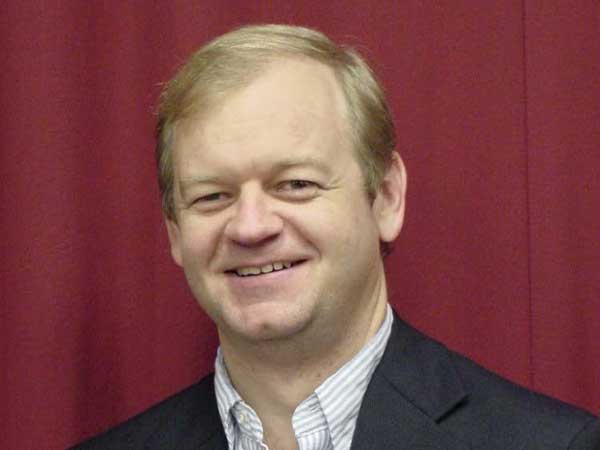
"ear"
373,152,407,243
165,218,183,267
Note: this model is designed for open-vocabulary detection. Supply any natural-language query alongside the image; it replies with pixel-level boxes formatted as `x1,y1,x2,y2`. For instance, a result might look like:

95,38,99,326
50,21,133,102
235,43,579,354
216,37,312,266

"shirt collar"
214,304,394,450
214,349,247,448
315,304,393,449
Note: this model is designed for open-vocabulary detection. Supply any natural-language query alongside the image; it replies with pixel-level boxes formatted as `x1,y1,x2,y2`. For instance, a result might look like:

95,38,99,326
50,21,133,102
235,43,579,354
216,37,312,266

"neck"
218,272,389,446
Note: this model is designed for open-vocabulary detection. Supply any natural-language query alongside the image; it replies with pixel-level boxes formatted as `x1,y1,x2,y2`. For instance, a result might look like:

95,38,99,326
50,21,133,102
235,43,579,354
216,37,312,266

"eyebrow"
270,156,332,174
179,175,224,190
178,156,332,191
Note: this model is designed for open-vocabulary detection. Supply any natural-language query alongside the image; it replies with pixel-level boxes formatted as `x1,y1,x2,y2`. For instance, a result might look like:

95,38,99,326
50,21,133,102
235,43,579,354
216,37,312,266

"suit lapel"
144,406,227,450
143,374,228,450
180,428,228,450
350,313,471,450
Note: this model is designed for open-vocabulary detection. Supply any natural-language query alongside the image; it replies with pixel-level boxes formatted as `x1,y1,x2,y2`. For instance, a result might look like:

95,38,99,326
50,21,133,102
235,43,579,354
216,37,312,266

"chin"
220,304,314,343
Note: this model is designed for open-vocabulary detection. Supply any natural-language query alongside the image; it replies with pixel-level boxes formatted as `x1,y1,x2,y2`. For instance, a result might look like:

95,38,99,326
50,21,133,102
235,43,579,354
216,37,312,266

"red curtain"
2,2,599,449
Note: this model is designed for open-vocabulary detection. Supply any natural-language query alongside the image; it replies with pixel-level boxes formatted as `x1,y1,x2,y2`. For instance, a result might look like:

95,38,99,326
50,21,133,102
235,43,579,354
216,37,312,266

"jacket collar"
350,311,471,450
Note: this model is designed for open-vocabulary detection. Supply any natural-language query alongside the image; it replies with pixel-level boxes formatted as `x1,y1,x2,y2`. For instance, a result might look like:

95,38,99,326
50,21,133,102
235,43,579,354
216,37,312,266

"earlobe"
165,218,183,267
374,152,407,243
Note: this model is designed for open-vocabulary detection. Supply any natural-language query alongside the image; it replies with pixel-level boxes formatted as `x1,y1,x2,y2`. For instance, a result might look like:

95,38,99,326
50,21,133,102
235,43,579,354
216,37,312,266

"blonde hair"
156,24,396,220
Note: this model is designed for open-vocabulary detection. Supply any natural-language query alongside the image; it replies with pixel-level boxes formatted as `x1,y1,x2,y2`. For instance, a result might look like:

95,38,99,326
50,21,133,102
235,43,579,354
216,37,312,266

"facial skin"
166,58,406,357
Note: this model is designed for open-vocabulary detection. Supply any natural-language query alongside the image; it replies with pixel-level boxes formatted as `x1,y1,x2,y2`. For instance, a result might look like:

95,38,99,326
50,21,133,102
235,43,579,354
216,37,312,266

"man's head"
156,24,396,224
158,24,406,349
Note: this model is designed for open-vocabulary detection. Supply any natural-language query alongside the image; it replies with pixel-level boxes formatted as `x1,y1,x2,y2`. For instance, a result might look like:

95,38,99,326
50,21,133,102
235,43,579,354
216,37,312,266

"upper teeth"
235,261,293,277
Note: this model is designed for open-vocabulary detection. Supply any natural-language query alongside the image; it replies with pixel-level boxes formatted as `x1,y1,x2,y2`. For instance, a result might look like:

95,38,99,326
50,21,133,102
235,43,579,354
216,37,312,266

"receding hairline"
170,51,354,128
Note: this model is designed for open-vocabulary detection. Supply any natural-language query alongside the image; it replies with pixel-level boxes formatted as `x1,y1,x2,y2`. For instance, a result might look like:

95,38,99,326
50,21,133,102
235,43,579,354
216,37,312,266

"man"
75,24,600,449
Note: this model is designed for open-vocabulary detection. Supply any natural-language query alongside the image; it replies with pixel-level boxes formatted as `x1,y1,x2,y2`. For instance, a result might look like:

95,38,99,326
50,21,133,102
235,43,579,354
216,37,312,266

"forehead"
172,58,353,171
225,57,348,119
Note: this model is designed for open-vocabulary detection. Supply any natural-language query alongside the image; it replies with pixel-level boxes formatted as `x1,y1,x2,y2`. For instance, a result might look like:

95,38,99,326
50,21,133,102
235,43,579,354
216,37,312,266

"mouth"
226,260,306,277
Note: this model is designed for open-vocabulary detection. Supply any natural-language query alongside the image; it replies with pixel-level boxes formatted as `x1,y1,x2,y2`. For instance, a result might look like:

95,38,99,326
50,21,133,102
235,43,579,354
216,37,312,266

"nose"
223,184,283,246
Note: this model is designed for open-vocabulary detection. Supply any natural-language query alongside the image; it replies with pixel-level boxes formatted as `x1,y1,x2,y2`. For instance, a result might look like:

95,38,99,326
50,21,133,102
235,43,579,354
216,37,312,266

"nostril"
223,203,284,245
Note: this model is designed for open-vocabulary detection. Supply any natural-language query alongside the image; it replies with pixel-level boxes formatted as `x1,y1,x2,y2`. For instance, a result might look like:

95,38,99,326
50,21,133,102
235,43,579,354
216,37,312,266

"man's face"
166,58,403,345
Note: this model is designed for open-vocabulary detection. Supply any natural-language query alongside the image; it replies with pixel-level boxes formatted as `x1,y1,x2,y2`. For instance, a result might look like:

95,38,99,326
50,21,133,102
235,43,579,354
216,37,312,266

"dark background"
2,2,599,449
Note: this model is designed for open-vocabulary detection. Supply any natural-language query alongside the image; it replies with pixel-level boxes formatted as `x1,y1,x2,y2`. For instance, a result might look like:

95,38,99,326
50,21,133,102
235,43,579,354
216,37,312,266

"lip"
224,260,308,293
223,258,307,274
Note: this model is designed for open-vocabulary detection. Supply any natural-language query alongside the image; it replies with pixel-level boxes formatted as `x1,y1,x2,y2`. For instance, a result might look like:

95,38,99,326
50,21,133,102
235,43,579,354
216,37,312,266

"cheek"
178,219,223,267
336,204,380,260
286,199,375,252
285,204,340,239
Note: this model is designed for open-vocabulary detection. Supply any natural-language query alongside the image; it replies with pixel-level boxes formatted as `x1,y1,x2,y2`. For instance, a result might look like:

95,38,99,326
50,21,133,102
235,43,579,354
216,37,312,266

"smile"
229,261,301,277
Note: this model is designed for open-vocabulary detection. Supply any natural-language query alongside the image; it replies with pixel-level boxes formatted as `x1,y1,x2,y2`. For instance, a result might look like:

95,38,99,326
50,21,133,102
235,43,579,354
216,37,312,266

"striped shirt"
214,304,393,450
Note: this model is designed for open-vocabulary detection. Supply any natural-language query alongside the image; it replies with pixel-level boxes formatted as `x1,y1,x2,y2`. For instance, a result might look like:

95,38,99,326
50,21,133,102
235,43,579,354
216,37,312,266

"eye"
276,180,320,200
197,192,227,202
190,192,232,212
281,180,315,190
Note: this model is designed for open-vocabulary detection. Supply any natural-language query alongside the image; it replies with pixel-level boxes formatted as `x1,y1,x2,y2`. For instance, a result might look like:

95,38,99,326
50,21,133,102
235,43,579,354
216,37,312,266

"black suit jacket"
73,314,600,449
